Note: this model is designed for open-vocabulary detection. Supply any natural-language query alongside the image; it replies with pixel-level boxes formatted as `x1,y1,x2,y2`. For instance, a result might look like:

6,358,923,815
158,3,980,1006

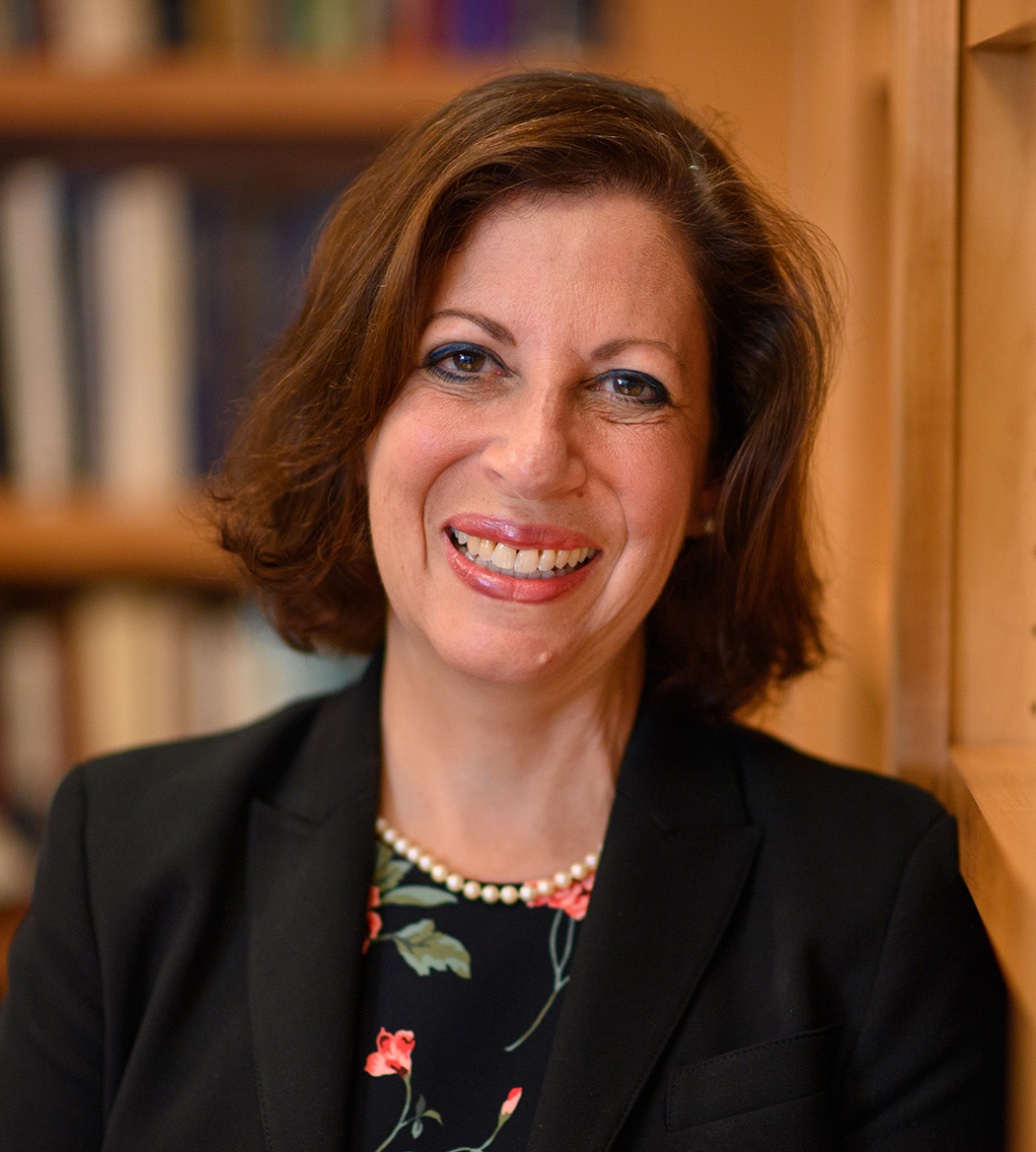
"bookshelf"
0,55,525,588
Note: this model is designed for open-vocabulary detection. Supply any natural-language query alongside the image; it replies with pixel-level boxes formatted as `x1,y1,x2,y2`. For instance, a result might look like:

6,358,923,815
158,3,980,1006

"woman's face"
365,190,715,689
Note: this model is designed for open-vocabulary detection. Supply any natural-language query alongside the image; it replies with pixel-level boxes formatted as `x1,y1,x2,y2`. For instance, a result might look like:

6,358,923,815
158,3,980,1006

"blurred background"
0,0,1032,1140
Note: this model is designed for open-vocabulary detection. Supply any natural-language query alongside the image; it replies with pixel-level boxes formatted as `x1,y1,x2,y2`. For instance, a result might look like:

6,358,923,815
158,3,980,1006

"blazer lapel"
528,694,760,1152
247,661,382,1152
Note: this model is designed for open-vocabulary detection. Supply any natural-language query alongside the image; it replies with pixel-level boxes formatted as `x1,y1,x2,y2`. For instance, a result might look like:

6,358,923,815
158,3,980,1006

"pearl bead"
374,822,601,908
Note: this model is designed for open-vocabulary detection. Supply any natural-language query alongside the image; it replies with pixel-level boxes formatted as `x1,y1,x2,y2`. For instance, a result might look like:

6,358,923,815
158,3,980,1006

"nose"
478,380,587,501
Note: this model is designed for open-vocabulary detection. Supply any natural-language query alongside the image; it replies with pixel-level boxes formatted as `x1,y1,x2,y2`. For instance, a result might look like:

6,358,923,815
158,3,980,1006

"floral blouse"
348,840,594,1152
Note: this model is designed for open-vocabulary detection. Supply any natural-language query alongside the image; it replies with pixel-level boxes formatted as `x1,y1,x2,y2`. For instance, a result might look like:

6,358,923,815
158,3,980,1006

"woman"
0,72,1005,1151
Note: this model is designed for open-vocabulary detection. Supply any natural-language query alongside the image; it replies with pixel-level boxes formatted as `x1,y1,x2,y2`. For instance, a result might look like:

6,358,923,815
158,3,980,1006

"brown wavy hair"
213,70,839,717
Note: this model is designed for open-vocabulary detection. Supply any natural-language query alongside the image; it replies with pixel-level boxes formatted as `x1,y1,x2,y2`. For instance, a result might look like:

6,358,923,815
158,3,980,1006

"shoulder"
728,722,946,837
67,691,328,823
720,724,964,939
51,665,381,877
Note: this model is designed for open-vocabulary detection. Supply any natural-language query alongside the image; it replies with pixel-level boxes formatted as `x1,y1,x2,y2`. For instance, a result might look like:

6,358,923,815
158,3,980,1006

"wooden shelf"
0,53,599,143
0,489,241,589
952,746,1036,1006
967,0,1036,47
948,745,1036,1147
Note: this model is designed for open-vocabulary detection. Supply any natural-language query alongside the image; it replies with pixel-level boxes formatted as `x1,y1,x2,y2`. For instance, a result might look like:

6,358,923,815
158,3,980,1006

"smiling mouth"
449,529,598,579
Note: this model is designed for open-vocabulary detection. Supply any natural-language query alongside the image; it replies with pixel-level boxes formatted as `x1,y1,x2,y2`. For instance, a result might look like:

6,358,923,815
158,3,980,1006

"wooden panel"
888,0,960,789
968,0,1036,46
955,44,1036,745
0,490,239,588
612,0,795,188
764,0,893,773
951,746,1036,1149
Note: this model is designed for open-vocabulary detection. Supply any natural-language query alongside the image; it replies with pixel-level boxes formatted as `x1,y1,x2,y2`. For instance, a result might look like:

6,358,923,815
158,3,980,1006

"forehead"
428,190,703,335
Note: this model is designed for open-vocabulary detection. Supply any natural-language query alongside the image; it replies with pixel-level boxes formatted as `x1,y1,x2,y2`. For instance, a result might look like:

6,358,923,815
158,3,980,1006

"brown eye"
425,343,501,383
611,374,648,397
449,349,486,374
596,370,670,406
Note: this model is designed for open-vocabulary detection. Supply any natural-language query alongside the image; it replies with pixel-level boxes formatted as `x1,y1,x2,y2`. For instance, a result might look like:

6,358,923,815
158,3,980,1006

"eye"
424,343,503,383
595,370,671,406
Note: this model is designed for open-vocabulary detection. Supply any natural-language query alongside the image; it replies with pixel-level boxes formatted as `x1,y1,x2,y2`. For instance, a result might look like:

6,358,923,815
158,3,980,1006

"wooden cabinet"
889,0,1036,1145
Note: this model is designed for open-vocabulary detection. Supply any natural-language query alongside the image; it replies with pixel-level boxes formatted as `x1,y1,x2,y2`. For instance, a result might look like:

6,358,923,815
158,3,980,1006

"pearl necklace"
376,816,600,907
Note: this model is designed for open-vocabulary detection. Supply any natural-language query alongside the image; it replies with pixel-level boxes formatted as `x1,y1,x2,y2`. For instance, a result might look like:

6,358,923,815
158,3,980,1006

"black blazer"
0,662,1006,1151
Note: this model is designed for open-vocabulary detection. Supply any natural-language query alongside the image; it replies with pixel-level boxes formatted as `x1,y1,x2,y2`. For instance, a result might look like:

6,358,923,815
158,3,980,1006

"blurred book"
445,0,508,54
91,167,194,501
68,584,189,760
0,609,70,834
0,161,77,496
185,0,273,55
47,0,158,66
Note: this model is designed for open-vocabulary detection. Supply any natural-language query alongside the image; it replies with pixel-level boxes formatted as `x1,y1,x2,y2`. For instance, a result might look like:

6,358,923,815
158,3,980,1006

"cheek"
618,436,700,550
366,402,477,532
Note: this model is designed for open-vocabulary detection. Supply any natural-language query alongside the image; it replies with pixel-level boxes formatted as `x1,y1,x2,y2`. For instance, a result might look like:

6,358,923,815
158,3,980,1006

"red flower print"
529,872,594,920
364,886,382,953
364,1028,415,1077
500,1087,522,1118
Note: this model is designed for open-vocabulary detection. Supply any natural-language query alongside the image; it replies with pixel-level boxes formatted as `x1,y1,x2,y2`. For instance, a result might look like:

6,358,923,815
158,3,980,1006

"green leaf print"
389,918,472,978
374,842,412,893
380,885,459,908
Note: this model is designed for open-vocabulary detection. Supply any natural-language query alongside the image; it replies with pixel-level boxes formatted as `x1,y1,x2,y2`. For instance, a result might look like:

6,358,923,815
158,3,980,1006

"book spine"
447,0,508,54
0,610,69,832
0,161,77,496
311,0,358,59
68,586,190,759
91,167,195,502
47,0,159,66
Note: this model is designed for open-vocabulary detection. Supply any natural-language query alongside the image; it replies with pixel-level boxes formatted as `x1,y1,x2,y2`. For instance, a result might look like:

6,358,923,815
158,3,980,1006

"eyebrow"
592,337,687,371
425,311,686,370
425,309,515,344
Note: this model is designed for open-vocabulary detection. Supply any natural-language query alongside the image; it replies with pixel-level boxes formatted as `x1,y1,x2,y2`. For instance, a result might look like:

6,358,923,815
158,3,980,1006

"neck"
378,625,644,882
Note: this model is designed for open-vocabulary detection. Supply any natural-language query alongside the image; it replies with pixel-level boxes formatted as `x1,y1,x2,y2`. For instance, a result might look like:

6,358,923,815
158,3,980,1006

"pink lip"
445,515,597,552
442,528,597,603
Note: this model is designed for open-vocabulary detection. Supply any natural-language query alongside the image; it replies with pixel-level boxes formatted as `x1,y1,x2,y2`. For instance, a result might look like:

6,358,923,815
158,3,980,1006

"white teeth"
514,548,540,574
491,543,517,571
451,530,596,579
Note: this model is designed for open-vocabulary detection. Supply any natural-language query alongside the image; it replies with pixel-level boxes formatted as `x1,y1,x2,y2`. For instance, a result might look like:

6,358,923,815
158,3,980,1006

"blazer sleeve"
840,812,1007,1151
0,767,106,1151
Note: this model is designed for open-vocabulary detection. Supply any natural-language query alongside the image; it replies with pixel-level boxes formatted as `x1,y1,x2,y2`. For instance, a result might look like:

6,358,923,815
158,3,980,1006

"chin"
434,634,568,686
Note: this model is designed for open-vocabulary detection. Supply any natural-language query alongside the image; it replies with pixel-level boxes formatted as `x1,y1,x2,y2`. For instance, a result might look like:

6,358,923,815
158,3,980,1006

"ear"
685,479,720,539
